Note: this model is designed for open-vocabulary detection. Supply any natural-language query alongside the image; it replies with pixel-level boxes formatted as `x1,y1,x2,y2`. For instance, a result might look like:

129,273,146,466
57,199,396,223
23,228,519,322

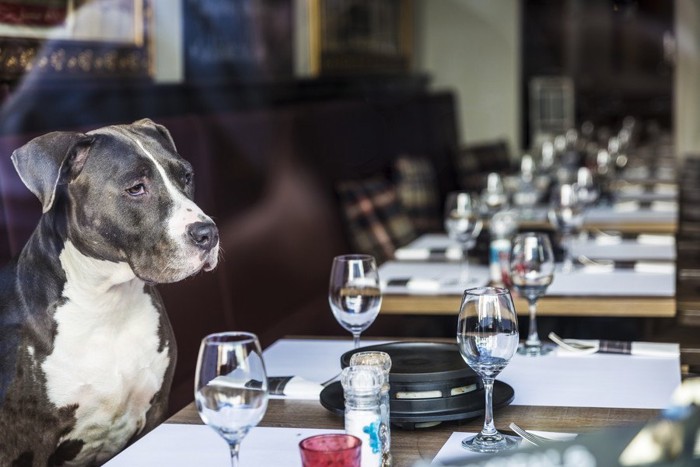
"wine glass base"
517,342,556,357
461,432,519,453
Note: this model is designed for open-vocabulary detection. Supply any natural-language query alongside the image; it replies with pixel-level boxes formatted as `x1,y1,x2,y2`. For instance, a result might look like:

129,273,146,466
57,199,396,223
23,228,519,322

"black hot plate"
322,341,515,428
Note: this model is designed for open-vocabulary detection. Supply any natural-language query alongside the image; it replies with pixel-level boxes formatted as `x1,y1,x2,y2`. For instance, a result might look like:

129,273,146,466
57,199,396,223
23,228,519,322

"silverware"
508,422,558,447
548,332,599,354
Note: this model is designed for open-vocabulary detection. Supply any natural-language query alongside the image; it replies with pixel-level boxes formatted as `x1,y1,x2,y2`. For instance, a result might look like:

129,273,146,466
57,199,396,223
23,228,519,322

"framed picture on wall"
183,0,294,83
0,0,150,81
309,0,413,75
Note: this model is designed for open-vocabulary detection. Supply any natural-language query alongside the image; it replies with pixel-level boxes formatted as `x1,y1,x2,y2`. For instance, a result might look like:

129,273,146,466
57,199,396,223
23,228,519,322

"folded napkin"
618,184,645,195
654,183,678,195
394,248,432,260
594,234,622,245
581,263,615,273
555,339,679,358
394,247,462,261
406,277,441,292
267,376,323,400
613,201,640,212
637,234,675,246
650,201,677,212
634,261,675,274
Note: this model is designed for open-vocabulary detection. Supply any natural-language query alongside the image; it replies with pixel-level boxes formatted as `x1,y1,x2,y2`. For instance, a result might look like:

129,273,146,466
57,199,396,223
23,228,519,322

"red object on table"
299,434,362,467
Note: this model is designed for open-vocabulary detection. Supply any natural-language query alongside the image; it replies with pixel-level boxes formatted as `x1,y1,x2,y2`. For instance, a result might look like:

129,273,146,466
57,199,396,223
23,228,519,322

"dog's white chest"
41,242,170,464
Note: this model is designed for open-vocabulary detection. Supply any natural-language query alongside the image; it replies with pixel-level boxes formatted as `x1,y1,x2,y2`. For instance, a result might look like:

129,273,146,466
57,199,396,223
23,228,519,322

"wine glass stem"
353,333,361,349
526,299,541,347
229,441,241,467
562,232,574,273
480,378,497,436
459,245,470,285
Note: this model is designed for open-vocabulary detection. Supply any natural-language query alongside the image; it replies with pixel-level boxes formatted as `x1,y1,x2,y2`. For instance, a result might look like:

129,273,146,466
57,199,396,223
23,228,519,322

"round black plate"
320,380,514,425
340,342,477,383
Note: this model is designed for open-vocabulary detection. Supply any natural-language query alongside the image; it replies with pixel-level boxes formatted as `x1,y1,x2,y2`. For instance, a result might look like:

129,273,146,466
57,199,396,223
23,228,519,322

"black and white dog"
0,119,219,466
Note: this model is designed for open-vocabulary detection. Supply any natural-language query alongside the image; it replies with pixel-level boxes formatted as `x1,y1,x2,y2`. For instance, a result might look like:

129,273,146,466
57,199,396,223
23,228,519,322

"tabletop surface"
106,338,682,466
381,232,677,318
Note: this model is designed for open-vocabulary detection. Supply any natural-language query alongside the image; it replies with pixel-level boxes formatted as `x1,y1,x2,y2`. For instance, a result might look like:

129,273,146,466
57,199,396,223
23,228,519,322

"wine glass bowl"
195,332,269,467
444,191,483,285
548,183,584,272
509,232,556,356
329,254,382,349
457,287,519,453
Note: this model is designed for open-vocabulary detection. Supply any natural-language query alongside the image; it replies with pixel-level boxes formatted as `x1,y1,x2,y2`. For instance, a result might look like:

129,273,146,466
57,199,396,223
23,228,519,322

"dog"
0,118,219,466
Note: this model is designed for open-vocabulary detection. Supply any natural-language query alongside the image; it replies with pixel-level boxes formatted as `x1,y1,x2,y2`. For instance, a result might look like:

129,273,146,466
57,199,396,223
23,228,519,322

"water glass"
444,191,483,285
195,332,268,467
329,254,382,349
509,232,556,356
457,287,519,453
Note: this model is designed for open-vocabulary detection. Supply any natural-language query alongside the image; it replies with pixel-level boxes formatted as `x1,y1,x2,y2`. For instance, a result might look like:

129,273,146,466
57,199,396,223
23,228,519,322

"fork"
508,422,558,447
548,332,598,354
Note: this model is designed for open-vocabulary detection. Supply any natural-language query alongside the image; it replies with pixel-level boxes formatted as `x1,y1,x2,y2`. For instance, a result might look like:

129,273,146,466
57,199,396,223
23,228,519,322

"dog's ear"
11,131,94,213
132,118,177,151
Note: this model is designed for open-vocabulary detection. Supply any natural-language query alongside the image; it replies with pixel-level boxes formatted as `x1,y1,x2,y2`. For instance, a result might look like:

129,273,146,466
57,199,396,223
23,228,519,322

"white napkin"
394,248,430,260
268,376,323,400
637,234,675,246
613,201,640,212
654,183,678,195
595,234,622,245
619,184,644,195
581,263,615,273
650,201,677,212
406,278,441,292
393,247,462,261
634,262,675,274
555,339,679,358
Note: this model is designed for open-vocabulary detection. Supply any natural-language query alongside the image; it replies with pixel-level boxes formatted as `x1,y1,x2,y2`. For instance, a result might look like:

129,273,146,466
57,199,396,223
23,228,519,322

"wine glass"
329,254,382,349
195,332,269,467
457,287,519,453
509,232,556,356
444,191,483,285
548,183,584,272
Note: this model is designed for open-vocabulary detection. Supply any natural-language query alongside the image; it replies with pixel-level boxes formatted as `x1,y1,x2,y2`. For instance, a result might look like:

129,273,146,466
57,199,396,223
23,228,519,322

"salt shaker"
349,351,392,466
488,210,518,286
341,365,384,467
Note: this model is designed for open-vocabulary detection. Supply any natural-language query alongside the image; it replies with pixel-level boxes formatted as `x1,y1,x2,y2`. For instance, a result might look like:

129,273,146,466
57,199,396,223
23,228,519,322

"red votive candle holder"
299,433,362,467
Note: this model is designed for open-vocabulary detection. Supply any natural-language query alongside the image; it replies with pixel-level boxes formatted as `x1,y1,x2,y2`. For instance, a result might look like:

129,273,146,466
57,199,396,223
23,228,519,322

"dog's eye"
126,183,146,196
183,172,193,186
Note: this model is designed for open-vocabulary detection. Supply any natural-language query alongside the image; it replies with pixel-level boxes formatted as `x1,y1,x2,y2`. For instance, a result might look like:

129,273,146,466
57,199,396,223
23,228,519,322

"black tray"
340,341,478,384
320,380,514,428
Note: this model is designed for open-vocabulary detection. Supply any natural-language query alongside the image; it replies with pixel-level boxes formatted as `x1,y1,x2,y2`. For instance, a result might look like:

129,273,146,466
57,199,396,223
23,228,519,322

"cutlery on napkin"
548,332,680,357
633,261,675,274
393,247,462,261
267,376,324,399
636,234,675,246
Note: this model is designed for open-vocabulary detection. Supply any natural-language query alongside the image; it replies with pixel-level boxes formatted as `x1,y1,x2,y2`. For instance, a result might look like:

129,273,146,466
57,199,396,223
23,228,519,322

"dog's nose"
187,222,219,252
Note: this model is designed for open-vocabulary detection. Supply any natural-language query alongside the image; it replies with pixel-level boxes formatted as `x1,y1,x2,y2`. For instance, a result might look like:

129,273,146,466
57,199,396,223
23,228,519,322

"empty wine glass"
329,254,382,349
444,191,483,286
195,332,269,467
481,172,508,214
548,183,584,272
509,232,556,356
457,287,519,453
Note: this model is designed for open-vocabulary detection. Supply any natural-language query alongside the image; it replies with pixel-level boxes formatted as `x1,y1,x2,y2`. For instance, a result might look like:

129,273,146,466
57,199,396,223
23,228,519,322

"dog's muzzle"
187,221,219,273
187,221,219,253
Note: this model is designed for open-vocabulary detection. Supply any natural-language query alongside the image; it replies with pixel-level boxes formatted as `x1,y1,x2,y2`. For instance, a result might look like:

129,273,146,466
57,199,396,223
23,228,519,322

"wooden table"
168,399,658,466
381,294,677,318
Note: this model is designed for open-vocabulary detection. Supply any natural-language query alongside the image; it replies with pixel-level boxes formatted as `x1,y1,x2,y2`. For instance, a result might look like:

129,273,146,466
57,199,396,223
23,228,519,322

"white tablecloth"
105,338,681,466
264,339,681,409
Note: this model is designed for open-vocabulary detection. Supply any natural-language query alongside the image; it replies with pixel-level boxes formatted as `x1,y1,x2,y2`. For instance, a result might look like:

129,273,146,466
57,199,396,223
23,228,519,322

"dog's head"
11,118,219,283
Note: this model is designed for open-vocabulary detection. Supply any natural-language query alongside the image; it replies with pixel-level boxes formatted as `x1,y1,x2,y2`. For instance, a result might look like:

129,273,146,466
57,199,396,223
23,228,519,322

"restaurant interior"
1,0,699,465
